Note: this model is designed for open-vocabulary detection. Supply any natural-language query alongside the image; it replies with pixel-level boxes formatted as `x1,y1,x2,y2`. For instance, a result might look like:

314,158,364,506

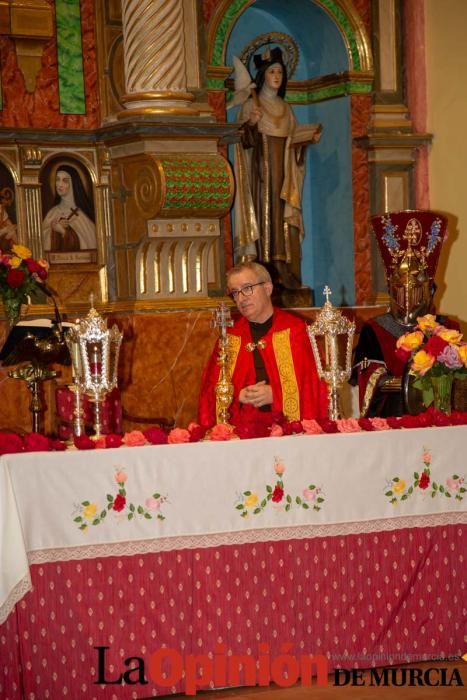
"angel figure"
231,48,322,290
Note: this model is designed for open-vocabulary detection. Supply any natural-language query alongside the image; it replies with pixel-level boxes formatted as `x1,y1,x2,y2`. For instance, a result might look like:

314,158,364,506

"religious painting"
40,158,97,265
0,162,18,252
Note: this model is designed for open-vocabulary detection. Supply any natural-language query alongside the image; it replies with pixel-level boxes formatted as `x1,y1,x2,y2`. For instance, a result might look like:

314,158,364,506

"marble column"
120,0,197,115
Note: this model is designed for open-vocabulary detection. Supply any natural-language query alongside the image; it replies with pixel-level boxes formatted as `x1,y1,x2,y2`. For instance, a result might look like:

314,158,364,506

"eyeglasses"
229,282,265,300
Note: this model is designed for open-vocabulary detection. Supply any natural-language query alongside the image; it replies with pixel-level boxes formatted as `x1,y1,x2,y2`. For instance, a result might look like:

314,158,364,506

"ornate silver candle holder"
308,287,355,420
65,299,122,438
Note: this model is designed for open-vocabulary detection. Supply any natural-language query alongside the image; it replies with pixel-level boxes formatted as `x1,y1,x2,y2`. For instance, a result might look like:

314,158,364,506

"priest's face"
228,270,274,323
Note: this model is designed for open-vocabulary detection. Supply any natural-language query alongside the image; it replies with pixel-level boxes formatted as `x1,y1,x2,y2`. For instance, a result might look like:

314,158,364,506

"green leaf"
240,511,248,518
74,516,83,523
390,498,397,504
253,507,261,515
432,482,438,490
393,477,400,482
144,512,152,519
92,519,100,526
414,480,419,488
431,491,436,498
308,484,316,490
296,497,302,504
408,486,413,495
439,485,445,493
445,492,451,498
459,487,466,493
129,504,135,512
285,504,291,512
100,510,106,518
286,494,292,503
313,505,320,511
235,504,244,510
79,524,87,531
244,491,252,496
401,494,408,501
413,472,419,480
153,493,160,499
137,506,144,514
317,497,324,503
455,495,462,501
261,499,267,508
106,494,113,502
302,503,310,509
385,491,393,497
453,474,459,480
266,485,272,493
128,512,134,520
107,503,113,510
81,500,90,506
158,514,165,520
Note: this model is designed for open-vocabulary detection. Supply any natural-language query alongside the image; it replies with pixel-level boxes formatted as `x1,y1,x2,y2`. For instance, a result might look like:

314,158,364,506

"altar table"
1,426,466,698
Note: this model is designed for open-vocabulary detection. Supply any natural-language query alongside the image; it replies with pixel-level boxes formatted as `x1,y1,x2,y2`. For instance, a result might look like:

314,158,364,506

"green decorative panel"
55,0,86,114
158,155,234,216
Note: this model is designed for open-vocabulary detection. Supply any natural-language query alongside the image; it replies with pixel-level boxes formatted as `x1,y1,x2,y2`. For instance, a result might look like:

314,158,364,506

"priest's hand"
239,381,273,407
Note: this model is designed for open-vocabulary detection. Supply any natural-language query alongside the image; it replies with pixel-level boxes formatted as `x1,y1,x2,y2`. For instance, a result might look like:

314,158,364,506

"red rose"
74,434,96,450
6,268,25,288
358,417,375,431
50,438,67,451
113,493,126,512
424,335,449,358
399,414,420,429
143,427,168,445
0,431,23,455
106,433,123,448
271,485,284,502
414,412,433,428
450,411,467,425
188,424,206,443
282,420,303,435
317,418,339,433
23,432,51,452
386,417,402,429
25,258,41,274
419,471,430,489
431,410,451,427
395,346,411,362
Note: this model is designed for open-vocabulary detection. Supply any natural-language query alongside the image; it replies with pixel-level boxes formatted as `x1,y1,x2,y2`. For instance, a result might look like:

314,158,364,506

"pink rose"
269,424,284,437
370,417,390,431
209,424,235,441
145,496,161,511
122,430,147,447
303,488,317,501
168,428,190,444
274,461,285,476
301,419,323,435
115,470,127,484
422,450,431,465
337,418,361,433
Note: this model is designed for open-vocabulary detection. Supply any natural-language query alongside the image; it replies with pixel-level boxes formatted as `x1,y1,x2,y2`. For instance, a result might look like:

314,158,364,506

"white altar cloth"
1,425,466,624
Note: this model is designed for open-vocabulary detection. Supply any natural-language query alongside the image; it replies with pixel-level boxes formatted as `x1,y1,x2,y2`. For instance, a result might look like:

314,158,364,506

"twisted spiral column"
120,0,197,115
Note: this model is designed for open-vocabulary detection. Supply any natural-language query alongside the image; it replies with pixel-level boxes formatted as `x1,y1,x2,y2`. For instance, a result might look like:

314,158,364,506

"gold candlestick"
212,303,234,427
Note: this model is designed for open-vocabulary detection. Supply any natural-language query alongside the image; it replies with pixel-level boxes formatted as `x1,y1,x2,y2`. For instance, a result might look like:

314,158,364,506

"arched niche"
206,0,373,305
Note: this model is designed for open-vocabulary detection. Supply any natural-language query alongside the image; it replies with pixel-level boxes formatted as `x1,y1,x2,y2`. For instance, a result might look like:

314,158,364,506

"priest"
198,262,327,429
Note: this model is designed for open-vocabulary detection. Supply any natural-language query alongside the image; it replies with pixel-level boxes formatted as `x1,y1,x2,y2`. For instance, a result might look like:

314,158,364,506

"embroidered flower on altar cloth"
235,457,325,517
384,447,465,505
73,467,168,531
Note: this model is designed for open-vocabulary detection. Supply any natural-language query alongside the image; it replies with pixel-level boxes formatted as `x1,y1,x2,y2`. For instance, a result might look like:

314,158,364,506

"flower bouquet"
396,314,467,413
0,244,49,325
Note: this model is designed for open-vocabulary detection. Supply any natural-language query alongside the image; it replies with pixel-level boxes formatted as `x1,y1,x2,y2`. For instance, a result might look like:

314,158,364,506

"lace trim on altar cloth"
0,573,32,626
28,512,467,565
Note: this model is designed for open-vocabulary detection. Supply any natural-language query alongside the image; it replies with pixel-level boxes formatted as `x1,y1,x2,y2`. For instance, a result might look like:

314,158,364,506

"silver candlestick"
308,287,355,420
65,296,122,438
